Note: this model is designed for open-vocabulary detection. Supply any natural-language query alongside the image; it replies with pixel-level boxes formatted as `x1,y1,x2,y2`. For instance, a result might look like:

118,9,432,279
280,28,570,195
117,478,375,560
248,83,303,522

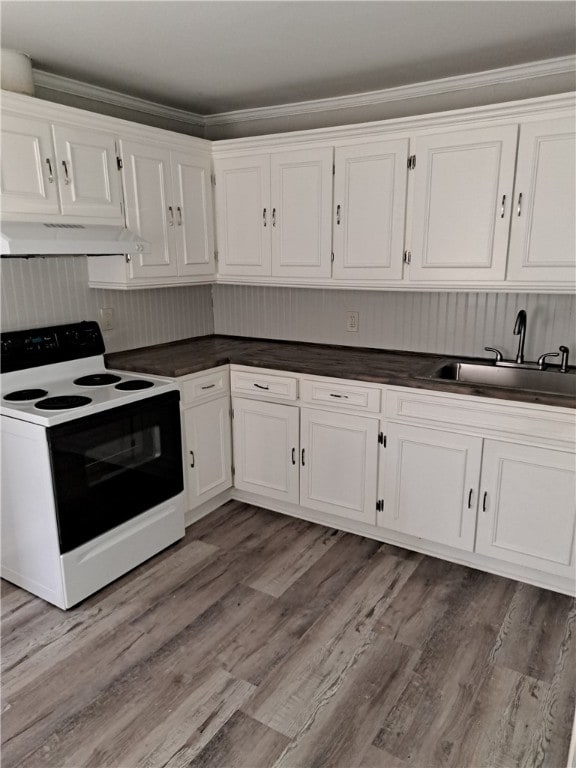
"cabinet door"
476,441,576,577
333,140,408,281
0,114,60,215
120,139,178,278
300,408,378,524
408,125,518,283
380,423,482,551
172,151,215,277
507,117,576,283
214,155,271,276
270,148,333,278
232,397,299,503
52,125,123,220
183,397,232,509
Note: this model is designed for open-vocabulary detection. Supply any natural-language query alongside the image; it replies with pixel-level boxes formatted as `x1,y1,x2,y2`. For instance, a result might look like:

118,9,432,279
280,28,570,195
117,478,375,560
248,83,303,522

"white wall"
1,257,214,352
212,285,576,362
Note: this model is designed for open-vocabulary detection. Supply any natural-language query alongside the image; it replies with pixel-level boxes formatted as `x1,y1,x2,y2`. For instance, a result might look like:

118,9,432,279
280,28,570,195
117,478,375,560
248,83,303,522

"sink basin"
430,362,576,396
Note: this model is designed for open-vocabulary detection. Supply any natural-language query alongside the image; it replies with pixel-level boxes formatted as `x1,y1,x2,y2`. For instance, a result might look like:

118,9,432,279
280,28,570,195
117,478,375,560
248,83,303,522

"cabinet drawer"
300,378,381,412
181,369,230,404
385,387,576,445
231,370,298,401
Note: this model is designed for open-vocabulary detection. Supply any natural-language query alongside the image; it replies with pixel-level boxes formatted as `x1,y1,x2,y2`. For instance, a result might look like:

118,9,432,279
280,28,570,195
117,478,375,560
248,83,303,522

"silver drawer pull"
177,206,182,225
500,194,506,219
168,206,174,226
201,383,216,390
263,208,267,227
254,382,270,390
189,450,195,468
329,393,348,399
62,160,70,185
517,193,523,217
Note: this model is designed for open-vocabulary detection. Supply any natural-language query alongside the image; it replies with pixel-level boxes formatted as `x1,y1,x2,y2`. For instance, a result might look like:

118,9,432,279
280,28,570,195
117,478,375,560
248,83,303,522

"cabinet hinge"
408,154,416,170
403,250,412,265
378,432,386,447
376,499,384,512
116,156,123,170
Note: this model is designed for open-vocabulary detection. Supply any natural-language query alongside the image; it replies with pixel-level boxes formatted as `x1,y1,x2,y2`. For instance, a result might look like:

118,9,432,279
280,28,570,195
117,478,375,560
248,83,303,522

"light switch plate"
99,307,115,331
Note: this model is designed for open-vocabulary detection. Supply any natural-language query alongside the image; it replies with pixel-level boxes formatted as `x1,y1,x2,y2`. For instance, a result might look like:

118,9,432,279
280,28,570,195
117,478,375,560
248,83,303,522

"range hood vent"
0,221,150,256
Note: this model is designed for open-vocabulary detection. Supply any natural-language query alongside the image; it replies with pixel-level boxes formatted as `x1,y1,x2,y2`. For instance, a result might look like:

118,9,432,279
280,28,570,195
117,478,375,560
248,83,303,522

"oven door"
47,390,183,553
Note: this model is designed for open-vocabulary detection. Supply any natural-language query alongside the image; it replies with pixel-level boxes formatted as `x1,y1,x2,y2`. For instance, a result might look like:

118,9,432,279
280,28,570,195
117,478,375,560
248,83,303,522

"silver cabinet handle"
45,158,54,183
517,193,523,217
292,448,296,465
500,194,506,219
168,206,174,226
189,450,195,468
61,160,70,185
467,489,474,509
329,393,348,399
177,206,182,226
254,382,269,390
482,491,488,512
263,208,267,227
201,383,215,390
301,448,305,466
336,204,341,225
272,208,276,227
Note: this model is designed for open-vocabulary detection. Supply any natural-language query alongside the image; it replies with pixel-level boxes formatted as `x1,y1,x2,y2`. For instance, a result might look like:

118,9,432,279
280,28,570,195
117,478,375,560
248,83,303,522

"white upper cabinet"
214,147,333,279
332,139,409,281
88,138,215,287
506,117,576,284
406,124,518,283
270,148,333,278
172,151,215,277
1,114,60,215
51,125,123,219
1,113,122,222
121,139,178,279
214,154,271,276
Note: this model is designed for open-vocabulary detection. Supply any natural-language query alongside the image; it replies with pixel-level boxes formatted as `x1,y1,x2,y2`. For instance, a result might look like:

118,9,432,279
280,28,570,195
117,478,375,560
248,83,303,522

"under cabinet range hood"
0,222,150,257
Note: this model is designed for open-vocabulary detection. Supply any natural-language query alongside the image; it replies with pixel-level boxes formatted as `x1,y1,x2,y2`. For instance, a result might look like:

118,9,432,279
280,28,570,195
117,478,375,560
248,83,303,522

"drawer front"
300,378,381,413
181,368,230,404
231,371,298,401
385,387,576,445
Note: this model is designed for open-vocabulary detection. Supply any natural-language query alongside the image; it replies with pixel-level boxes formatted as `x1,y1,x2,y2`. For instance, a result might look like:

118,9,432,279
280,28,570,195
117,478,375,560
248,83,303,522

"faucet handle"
559,346,570,373
484,346,503,363
537,352,559,370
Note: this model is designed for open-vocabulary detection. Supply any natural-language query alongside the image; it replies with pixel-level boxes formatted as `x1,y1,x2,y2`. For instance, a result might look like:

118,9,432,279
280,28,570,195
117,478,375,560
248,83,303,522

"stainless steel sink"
430,362,576,396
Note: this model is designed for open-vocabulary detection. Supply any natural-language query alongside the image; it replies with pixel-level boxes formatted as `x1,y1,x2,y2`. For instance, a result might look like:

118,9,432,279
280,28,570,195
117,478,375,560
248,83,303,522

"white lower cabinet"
475,440,576,578
232,398,300,503
379,423,482,551
183,397,232,509
232,397,378,522
300,407,378,524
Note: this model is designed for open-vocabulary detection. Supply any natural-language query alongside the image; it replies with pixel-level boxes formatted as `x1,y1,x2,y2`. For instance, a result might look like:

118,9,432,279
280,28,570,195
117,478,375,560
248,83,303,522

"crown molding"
31,55,575,133
32,70,205,129
204,55,576,127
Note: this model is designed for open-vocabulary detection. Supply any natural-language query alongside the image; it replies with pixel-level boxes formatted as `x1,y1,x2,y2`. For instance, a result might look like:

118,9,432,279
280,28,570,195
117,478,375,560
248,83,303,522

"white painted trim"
32,69,205,129
30,55,575,135
205,55,576,127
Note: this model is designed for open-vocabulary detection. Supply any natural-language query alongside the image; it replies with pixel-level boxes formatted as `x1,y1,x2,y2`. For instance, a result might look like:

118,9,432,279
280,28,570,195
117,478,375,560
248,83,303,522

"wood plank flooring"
2,500,575,768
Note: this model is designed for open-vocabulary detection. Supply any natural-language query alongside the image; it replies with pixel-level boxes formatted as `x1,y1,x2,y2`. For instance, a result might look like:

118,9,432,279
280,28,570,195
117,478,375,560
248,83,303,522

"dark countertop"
105,334,576,410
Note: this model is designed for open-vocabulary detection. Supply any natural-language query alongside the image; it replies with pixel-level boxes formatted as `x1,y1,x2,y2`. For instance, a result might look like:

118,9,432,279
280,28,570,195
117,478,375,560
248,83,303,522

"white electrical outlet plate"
346,311,359,332
99,307,115,331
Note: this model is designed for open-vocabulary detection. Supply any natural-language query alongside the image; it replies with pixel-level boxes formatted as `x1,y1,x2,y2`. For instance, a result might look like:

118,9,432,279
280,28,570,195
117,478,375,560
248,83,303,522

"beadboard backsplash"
213,285,576,361
1,257,214,352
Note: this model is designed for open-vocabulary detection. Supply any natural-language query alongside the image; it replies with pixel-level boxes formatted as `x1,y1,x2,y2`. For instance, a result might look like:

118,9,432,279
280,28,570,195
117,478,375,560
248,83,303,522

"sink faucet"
513,309,527,364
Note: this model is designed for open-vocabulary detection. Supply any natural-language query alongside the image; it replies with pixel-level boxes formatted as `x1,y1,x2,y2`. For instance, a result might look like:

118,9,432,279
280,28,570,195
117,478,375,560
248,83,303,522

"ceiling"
1,1,575,115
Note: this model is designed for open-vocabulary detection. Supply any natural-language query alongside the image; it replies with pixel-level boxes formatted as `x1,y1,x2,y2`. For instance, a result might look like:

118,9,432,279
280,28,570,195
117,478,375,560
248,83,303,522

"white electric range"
1,321,185,609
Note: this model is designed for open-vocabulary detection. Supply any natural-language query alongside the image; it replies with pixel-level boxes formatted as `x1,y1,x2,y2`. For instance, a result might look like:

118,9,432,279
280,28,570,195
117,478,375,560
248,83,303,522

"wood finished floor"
2,501,575,768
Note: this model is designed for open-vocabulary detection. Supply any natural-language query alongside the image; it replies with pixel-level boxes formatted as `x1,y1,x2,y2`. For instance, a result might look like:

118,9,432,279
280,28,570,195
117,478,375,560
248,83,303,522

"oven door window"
47,391,183,553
